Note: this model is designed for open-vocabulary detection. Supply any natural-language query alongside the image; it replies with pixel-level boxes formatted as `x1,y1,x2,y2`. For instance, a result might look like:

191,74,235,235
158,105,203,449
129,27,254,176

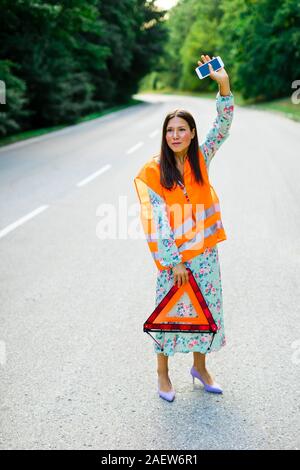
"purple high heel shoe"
190,366,223,394
157,379,175,402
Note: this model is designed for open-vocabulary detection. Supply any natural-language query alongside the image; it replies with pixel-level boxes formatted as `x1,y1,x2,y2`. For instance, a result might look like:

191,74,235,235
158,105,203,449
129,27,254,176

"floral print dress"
148,91,234,356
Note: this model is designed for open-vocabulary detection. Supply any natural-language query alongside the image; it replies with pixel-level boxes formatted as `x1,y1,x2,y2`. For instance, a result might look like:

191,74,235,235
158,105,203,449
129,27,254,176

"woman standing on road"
134,54,234,402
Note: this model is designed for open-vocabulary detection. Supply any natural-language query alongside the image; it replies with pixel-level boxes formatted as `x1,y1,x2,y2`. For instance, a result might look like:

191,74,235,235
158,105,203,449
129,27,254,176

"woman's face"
165,116,195,155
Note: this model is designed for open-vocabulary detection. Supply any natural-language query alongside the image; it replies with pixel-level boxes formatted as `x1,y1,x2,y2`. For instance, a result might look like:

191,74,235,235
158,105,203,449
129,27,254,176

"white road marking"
77,164,111,187
126,142,144,154
0,205,49,239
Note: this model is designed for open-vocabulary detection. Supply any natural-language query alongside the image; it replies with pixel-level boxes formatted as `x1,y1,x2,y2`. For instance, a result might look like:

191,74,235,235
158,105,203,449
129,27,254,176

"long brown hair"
158,109,204,190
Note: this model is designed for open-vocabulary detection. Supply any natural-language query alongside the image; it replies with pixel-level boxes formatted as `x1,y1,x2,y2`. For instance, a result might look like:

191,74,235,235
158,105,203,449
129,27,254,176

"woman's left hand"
198,54,229,84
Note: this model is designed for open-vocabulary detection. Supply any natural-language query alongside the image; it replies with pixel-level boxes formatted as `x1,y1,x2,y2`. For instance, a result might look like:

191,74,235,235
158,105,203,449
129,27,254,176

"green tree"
159,0,199,88
180,0,223,91
0,0,167,136
0,60,29,136
98,0,168,103
219,0,300,101
144,0,225,92
0,0,110,129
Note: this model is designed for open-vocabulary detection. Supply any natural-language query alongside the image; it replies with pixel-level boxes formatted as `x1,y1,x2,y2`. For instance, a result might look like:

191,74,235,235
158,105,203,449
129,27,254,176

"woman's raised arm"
197,54,234,168
200,92,234,168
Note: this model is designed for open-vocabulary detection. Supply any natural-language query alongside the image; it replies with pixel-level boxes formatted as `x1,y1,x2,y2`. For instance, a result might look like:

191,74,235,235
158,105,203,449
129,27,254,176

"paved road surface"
0,93,299,450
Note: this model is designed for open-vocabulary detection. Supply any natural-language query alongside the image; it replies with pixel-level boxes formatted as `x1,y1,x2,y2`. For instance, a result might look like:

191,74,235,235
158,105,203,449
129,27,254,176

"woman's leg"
192,352,215,386
157,352,173,392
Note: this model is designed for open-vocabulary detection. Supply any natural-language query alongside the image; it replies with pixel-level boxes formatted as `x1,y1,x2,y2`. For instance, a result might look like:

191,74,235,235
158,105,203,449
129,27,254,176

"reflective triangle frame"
144,268,218,352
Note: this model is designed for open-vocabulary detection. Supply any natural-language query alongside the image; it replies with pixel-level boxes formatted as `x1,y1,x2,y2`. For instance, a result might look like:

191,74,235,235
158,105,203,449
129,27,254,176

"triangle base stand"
146,330,217,353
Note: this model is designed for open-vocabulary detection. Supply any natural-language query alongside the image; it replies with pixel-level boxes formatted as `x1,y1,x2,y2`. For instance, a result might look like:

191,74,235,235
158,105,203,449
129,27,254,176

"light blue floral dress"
148,91,234,356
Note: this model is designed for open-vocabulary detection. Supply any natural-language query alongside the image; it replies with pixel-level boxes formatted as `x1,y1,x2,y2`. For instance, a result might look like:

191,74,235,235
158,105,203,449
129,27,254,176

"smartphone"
195,56,224,79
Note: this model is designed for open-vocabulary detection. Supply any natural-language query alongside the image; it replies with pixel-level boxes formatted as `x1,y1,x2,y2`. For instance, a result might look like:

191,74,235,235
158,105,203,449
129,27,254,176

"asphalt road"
0,93,299,450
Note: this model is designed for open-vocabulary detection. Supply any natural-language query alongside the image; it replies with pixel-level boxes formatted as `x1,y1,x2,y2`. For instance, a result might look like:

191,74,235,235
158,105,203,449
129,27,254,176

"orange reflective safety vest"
134,148,227,271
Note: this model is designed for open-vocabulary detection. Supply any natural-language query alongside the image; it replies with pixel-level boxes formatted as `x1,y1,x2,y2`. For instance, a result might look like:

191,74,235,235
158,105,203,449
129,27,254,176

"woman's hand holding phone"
198,54,231,95
198,54,229,84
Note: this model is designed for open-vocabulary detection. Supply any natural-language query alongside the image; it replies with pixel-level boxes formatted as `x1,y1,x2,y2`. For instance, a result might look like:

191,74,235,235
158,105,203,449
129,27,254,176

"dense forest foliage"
0,0,167,136
0,0,299,137
142,0,300,102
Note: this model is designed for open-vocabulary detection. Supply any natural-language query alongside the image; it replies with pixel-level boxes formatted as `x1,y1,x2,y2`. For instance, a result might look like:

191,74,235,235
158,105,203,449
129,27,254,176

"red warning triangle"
144,268,218,334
